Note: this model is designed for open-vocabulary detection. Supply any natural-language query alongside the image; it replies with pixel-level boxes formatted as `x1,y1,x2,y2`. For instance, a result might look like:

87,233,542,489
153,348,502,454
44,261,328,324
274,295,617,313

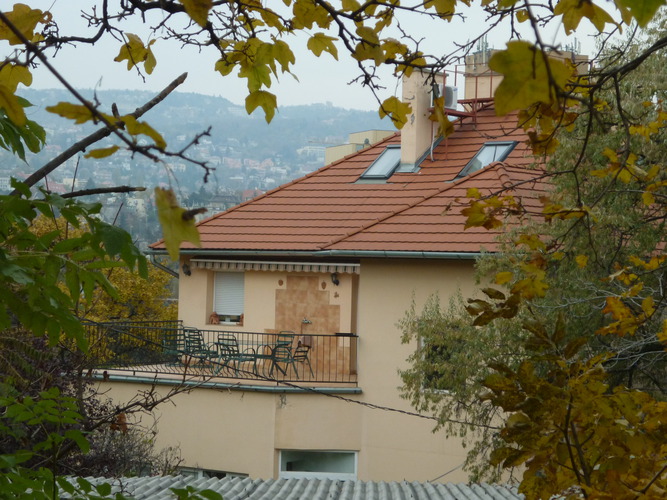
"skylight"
456,141,517,179
359,145,401,180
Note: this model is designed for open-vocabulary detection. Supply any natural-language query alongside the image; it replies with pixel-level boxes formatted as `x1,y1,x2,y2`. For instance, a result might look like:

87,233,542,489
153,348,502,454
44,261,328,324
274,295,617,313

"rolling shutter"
214,272,244,315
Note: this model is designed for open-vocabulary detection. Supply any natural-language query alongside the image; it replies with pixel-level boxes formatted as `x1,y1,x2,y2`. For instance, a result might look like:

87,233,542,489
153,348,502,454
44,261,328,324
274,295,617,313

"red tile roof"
151,106,545,256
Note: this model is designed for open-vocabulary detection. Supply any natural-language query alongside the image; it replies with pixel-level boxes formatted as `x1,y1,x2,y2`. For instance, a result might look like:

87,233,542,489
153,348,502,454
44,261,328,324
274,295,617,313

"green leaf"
96,482,113,496
616,0,665,26
197,490,224,500
482,287,506,300
65,429,90,453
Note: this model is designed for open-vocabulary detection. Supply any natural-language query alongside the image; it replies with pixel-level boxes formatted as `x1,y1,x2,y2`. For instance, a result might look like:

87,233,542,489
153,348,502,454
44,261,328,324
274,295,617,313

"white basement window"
279,450,357,480
213,272,244,324
359,145,401,181
456,141,517,179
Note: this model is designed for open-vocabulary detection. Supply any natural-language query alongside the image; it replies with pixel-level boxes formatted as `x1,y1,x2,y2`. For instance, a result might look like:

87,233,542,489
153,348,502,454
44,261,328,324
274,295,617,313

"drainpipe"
149,253,179,278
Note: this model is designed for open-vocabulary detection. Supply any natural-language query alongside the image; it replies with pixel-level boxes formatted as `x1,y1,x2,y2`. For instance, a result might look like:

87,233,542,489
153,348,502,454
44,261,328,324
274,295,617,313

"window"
359,145,400,180
279,450,357,480
456,141,517,178
213,272,244,324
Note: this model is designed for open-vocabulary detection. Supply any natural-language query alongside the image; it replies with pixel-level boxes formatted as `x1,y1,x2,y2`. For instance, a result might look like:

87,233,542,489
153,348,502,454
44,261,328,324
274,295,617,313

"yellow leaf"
179,0,213,27
46,101,105,124
489,41,574,116
85,145,120,159
215,58,236,76
379,96,411,129
495,272,514,285
516,9,529,22
658,320,667,345
120,115,167,149
0,64,32,91
144,41,157,74
0,84,26,126
554,0,615,34
155,187,202,260
0,4,50,45
425,0,457,19
307,33,339,60
245,90,277,123
353,40,385,65
575,254,588,268
114,33,157,73
355,26,379,45
430,97,455,137
642,191,655,206
273,40,296,72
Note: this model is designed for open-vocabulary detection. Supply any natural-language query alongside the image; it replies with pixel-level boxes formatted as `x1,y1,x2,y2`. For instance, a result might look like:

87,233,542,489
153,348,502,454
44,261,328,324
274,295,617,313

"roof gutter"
147,248,482,260
149,253,179,278
95,373,362,394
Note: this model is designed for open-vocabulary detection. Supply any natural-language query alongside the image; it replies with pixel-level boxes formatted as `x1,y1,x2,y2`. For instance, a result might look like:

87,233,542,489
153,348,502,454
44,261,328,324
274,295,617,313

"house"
97,59,545,483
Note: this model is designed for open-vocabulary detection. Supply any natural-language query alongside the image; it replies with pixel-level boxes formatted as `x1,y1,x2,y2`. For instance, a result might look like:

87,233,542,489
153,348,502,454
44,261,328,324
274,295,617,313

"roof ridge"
193,132,401,227
320,162,537,250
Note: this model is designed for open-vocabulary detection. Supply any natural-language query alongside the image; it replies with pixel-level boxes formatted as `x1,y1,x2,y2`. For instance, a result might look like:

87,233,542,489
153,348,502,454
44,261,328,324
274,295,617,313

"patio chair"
162,329,185,364
213,333,257,376
292,344,314,378
183,328,217,363
269,331,314,379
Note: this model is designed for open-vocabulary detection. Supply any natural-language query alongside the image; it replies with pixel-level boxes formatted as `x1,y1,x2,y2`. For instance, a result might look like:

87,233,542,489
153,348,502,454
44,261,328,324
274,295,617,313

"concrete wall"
102,257,479,482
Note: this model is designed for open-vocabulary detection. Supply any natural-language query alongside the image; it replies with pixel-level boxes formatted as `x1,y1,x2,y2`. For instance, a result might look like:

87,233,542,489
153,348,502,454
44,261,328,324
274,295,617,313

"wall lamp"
182,263,192,276
331,272,340,286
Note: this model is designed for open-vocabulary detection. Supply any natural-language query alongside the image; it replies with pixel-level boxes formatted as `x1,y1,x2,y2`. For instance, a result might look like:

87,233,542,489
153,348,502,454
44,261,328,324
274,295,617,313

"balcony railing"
83,321,358,385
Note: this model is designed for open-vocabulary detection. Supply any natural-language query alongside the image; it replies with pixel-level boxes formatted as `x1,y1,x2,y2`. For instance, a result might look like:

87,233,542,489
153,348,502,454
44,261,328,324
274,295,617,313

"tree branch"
60,186,147,199
11,73,188,196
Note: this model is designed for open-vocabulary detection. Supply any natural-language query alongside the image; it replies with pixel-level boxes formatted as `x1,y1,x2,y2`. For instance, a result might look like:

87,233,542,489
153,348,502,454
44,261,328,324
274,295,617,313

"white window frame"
359,145,401,180
213,272,244,324
278,450,358,480
456,141,517,178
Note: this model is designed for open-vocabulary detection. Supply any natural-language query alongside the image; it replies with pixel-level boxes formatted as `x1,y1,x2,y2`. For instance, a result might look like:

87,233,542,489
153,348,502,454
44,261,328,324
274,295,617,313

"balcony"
83,320,358,389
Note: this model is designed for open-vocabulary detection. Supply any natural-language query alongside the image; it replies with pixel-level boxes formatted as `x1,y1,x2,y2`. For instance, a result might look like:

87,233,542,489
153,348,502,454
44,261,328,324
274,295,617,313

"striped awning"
191,259,360,274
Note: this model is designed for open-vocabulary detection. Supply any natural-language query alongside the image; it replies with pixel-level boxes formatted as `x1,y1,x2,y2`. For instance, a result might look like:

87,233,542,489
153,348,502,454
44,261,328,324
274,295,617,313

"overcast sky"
26,1,601,113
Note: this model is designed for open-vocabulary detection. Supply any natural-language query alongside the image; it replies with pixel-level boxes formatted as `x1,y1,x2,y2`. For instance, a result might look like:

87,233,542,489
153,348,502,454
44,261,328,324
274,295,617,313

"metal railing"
83,321,358,385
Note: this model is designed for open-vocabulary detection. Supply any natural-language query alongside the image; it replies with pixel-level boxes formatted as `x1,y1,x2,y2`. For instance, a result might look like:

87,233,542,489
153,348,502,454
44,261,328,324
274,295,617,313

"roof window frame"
456,141,518,179
359,145,401,181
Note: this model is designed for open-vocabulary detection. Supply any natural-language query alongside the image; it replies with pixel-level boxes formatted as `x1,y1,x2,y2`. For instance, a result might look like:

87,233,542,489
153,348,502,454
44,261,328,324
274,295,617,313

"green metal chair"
213,333,257,376
162,328,185,364
269,331,294,376
292,344,314,378
183,329,217,363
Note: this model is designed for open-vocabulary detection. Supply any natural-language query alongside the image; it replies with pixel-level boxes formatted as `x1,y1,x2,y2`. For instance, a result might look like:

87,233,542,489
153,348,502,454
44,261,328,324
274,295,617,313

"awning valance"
191,259,360,274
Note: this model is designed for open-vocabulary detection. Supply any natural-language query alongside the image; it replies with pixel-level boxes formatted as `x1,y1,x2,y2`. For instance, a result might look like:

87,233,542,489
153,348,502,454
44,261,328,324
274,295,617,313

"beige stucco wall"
353,258,477,482
103,257,479,482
